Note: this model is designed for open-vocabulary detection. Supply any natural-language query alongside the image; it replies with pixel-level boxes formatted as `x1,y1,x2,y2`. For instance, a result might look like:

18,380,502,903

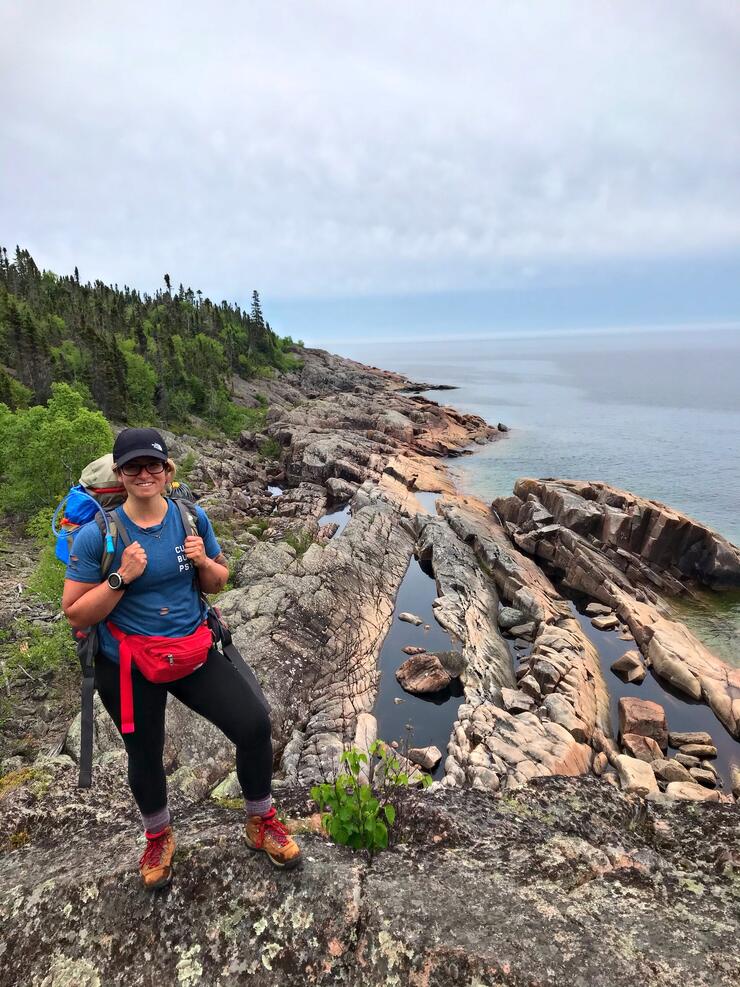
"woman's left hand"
184,535,208,568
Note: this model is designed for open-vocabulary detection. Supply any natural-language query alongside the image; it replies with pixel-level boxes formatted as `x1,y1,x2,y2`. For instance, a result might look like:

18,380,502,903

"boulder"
675,753,702,768
689,767,718,788
651,758,694,785
585,603,613,617
731,763,740,799
614,754,659,796
665,782,721,802
407,746,442,771
621,733,663,763
507,622,536,639
398,611,423,626
678,743,718,759
402,645,427,656
498,606,527,629
542,694,588,742
591,614,619,631
395,653,451,695
436,650,468,677
668,730,713,748
610,650,646,684
592,752,609,776
618,698,668,750
500,688,535,715
518,674,542,700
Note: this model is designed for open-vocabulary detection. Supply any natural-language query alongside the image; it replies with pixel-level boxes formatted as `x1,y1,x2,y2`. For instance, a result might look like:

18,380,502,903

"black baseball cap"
112,428,169,469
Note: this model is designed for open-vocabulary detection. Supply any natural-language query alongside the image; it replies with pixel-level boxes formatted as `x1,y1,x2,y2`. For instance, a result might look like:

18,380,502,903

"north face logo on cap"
151,443,163,451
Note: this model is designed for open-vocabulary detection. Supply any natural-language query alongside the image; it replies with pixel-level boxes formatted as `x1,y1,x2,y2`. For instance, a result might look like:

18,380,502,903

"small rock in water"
407,745,442,771
619,697,668,750
591,614,620,631
424,624,430,630
396,653,451,695
497,422,509,432
651,758,693,785
689,767,718,788
611,650,646,684
399,612,423,626
675,753,701,768
622,733,663,763
402,645,427,656
584,602,613,617
669,730,713,748
679,743,718,759
390,741,399,750
393,697,405,705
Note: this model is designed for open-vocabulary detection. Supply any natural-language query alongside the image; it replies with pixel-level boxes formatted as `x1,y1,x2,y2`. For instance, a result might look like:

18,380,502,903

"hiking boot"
139,825,175,889
245,808,302,870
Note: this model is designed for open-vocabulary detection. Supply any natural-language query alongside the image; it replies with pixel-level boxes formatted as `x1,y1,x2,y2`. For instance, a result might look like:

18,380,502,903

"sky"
2,1,740,344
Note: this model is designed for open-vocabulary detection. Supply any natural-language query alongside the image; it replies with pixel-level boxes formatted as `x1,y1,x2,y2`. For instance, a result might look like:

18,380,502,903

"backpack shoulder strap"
172,498,208,607
95,509,132,578
173,497,200,538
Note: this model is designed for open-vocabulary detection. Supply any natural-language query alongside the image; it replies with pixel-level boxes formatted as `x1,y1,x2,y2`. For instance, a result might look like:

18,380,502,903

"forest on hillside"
0,246,302,432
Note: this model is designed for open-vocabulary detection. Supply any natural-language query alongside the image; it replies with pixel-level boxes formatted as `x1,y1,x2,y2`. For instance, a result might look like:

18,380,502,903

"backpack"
52,455,197,567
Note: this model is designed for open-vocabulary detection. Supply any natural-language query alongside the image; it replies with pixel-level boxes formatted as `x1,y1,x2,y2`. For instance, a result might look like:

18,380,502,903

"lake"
337,326,740,666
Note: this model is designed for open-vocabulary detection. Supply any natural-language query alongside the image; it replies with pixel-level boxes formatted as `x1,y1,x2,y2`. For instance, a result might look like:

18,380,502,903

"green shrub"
284,529,315,558
257,437,281,461
311,741,431,857
0,383,112,517
246,517,270,540
1,619,76,680
177,451,197,482
25,507,64,603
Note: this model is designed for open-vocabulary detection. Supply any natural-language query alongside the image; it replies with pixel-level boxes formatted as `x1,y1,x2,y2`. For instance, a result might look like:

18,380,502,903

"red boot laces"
140,828,170,869
255,808,289,847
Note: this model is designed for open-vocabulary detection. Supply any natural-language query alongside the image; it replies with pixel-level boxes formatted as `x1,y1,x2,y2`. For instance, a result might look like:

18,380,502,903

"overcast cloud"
2,1,740,303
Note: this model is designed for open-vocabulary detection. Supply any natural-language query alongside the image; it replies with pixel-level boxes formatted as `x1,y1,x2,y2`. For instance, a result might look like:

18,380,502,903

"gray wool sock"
245,795,273,817
142,805,171,835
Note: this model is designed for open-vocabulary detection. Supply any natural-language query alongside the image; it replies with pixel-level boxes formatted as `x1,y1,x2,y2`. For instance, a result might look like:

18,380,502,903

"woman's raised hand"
184,535,207,568
119,541,148,582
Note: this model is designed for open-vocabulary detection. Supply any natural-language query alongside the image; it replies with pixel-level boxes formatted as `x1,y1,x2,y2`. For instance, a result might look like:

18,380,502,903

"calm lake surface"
338,327,740,666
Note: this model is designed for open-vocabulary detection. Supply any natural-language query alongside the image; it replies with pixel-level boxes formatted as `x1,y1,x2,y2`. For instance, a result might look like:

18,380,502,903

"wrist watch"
107,571,128,591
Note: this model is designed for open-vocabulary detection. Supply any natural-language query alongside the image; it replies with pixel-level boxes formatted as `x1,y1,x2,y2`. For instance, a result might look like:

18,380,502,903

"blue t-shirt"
65,501,222,663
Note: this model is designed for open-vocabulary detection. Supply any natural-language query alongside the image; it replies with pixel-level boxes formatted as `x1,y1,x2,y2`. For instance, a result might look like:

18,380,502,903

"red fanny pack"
107,621,213,734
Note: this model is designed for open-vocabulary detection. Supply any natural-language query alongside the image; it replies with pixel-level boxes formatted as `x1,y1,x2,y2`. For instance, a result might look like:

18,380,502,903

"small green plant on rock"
246,517,270,540
257,437,281,461
283,529,315,558
311,741,431,856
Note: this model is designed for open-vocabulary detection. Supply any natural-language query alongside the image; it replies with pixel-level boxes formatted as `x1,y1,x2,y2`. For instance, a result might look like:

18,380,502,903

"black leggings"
95,648,273,815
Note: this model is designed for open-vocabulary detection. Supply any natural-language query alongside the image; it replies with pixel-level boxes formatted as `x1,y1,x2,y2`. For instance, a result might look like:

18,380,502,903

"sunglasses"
120,461,166,477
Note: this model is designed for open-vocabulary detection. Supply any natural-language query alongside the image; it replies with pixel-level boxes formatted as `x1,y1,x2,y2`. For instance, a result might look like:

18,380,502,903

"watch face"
108,572,123,589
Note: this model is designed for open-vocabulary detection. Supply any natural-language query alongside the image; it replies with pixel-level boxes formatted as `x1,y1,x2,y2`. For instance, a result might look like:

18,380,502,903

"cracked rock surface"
2,762,739,987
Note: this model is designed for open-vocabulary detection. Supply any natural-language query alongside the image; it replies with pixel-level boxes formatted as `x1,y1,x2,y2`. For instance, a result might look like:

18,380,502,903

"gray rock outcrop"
3,762,739,987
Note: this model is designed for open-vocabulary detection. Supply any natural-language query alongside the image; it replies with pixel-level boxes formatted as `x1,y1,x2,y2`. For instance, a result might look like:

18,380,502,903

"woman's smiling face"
118,458,169,499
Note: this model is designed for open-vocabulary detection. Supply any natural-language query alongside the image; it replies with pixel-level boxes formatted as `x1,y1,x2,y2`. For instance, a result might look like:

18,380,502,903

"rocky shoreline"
2,346,740,985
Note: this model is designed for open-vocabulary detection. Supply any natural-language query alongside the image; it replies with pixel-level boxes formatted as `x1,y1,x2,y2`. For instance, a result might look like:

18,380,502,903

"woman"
62,427,301,889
